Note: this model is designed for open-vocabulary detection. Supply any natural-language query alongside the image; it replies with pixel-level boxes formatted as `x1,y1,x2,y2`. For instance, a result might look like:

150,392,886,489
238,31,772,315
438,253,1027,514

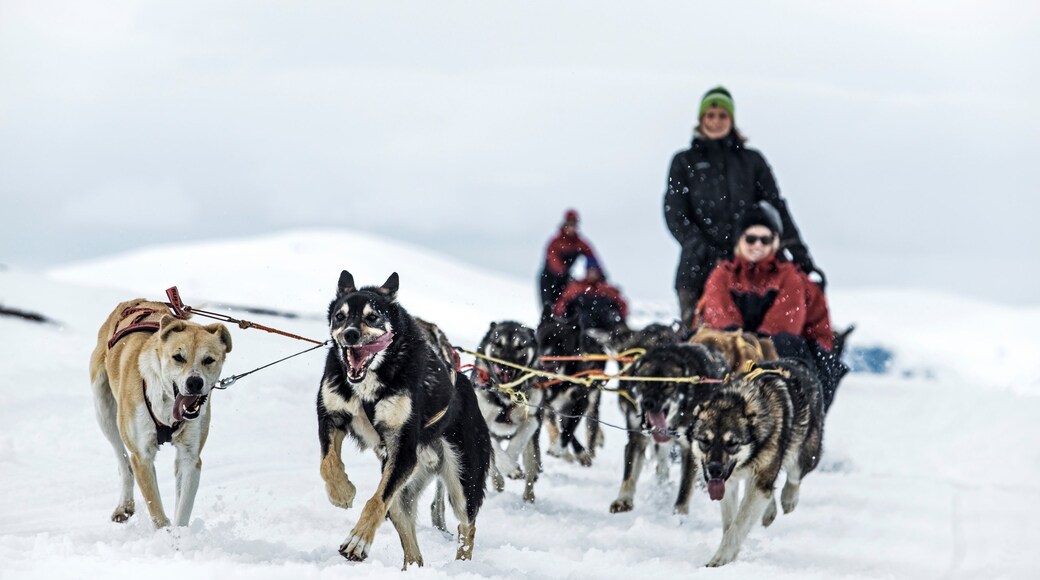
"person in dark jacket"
698,203,847,410
539,209,603,310
553,266,629,335
664,86,820,328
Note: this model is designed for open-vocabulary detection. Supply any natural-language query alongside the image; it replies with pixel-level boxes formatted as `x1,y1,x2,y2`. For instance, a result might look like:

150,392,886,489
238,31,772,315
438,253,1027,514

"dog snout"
706,462,725,480
342,327,361,345
185,375,205,395
642,398,660,413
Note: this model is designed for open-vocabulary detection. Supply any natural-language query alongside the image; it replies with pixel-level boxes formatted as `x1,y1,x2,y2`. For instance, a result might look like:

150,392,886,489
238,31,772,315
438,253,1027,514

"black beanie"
739,202,783,236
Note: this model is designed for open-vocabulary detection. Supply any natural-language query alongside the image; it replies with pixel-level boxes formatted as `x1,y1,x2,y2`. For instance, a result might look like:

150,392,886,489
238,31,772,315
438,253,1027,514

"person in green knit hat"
663,85,822,329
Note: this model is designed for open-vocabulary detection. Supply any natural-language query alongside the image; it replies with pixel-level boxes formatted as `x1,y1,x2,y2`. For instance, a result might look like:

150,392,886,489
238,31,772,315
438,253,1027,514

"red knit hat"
563,209,579,224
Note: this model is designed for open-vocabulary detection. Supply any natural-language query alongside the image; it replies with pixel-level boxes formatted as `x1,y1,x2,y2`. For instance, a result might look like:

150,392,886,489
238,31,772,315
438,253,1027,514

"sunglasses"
743,234,775,246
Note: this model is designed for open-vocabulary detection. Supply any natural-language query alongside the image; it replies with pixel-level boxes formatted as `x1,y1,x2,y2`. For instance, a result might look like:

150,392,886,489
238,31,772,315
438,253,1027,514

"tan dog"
689,327,778,373
89,299,232,527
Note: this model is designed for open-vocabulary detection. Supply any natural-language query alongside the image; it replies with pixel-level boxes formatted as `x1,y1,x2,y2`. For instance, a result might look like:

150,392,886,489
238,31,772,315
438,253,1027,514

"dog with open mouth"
89,299,232,528
681,358,825,567
316,271,492,570
608,342,726,515
470,321,544,502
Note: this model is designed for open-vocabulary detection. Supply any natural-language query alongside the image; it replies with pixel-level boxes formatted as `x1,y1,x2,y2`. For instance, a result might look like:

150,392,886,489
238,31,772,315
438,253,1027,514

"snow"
2,229,1039,579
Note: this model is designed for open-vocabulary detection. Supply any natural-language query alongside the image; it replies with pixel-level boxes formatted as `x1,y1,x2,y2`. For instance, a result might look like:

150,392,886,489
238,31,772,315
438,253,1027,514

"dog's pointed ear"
378,272,399,301
159,314,188,341
206,323,233,353
338,270,357,296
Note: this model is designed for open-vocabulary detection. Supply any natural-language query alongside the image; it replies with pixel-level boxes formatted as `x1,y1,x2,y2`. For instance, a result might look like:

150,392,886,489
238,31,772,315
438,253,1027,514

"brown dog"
689,327,778,373
89,299,232,527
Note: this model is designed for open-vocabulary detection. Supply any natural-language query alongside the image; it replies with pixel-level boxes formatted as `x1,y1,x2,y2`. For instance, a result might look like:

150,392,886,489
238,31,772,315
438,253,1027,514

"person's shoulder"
737,143,767,162
776,261,809,283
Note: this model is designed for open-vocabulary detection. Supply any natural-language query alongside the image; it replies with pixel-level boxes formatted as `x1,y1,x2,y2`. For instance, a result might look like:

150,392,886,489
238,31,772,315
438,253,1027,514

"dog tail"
453,373,492,522
91,368,125,453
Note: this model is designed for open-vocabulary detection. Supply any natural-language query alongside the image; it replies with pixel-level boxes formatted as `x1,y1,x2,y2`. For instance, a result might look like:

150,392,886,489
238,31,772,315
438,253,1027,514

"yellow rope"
456,347,722,408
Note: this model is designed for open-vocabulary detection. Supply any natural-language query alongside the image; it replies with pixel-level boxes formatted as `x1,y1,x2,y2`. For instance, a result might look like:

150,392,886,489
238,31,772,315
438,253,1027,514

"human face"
735,225,778,263
700,106,732,140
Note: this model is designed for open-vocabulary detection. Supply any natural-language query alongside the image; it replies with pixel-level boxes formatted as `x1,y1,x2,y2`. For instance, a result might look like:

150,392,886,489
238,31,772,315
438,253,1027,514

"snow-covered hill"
2,229,1038,579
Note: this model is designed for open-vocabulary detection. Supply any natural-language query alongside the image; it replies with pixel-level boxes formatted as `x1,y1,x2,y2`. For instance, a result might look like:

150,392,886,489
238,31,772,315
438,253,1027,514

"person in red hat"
539,209,603,311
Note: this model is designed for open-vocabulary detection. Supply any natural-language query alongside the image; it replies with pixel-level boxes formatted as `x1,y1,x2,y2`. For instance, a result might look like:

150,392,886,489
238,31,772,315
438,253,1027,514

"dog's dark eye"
172,354,186,363
335,312,345,321
725,439,742,450
202,356,215,365
365,313,380,324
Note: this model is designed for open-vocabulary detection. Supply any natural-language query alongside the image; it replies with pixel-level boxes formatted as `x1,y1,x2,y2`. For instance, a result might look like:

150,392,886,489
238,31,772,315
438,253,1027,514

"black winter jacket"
663,132,809,291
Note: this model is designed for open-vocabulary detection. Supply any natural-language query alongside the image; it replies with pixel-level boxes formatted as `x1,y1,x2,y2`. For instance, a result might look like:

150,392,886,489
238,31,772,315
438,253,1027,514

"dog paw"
523,489,536,503
491,470,505,492
576,451,593,467
673,503,689,516
706,549,737,568
326,479,357,510
781,484,799,514
609,498,633,513
110,500,135,523
762,498,778,527
339,532,372,562
506,466,525,480
401,553,424,570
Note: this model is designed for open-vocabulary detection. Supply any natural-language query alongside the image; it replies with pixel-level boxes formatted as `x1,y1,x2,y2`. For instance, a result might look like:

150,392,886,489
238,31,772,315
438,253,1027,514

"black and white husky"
316,271,492,569
471,321,543,501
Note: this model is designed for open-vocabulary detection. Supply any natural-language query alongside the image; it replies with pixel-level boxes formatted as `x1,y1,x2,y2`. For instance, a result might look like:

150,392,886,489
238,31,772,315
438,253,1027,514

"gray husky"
609,343,726,515
682,359,824,567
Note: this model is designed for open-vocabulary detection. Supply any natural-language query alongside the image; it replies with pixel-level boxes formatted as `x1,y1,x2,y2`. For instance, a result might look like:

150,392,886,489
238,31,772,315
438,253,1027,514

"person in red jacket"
698,202,847,410
553,266,629,335
539,209,603,310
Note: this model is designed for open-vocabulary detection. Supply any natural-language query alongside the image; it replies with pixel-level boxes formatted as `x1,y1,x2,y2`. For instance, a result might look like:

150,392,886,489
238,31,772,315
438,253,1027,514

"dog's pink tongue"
354,331,395,358
173,394,201,422
647,411,671,443
707,479,726,501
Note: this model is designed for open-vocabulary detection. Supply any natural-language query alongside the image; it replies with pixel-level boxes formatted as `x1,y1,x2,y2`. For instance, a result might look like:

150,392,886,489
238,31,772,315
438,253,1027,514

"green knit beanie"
698,86,734,119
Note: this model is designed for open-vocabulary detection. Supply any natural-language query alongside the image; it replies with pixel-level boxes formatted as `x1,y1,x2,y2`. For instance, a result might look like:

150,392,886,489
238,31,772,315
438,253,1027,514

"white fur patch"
321,379,380,449
374,395,412,429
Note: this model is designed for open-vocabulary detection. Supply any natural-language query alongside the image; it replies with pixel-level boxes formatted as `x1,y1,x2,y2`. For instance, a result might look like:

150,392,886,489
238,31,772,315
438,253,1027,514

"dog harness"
107,303,186,349
106,304,188,445
142,380,182,445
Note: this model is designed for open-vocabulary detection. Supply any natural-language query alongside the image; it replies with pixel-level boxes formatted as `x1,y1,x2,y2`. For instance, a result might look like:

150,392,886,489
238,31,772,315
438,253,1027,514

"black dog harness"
142,380,182,445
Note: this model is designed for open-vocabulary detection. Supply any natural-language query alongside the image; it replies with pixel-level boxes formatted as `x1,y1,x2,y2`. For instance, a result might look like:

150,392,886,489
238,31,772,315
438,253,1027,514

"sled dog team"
90,272,828,569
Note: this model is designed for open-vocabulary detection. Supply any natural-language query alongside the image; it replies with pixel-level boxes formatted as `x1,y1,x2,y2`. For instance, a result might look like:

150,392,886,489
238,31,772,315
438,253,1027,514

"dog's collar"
143,380,182,446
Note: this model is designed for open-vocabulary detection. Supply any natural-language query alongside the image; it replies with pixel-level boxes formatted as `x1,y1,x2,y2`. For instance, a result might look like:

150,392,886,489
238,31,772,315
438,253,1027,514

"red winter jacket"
544,229,600,276
554,279,629,319
699,255,833,350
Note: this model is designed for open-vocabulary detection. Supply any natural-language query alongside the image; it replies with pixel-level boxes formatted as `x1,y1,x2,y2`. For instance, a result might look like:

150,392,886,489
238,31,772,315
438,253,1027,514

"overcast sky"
2,0,1037,306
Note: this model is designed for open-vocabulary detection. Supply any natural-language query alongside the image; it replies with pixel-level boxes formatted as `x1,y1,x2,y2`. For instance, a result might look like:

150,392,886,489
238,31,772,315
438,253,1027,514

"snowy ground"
2,230,1038,579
